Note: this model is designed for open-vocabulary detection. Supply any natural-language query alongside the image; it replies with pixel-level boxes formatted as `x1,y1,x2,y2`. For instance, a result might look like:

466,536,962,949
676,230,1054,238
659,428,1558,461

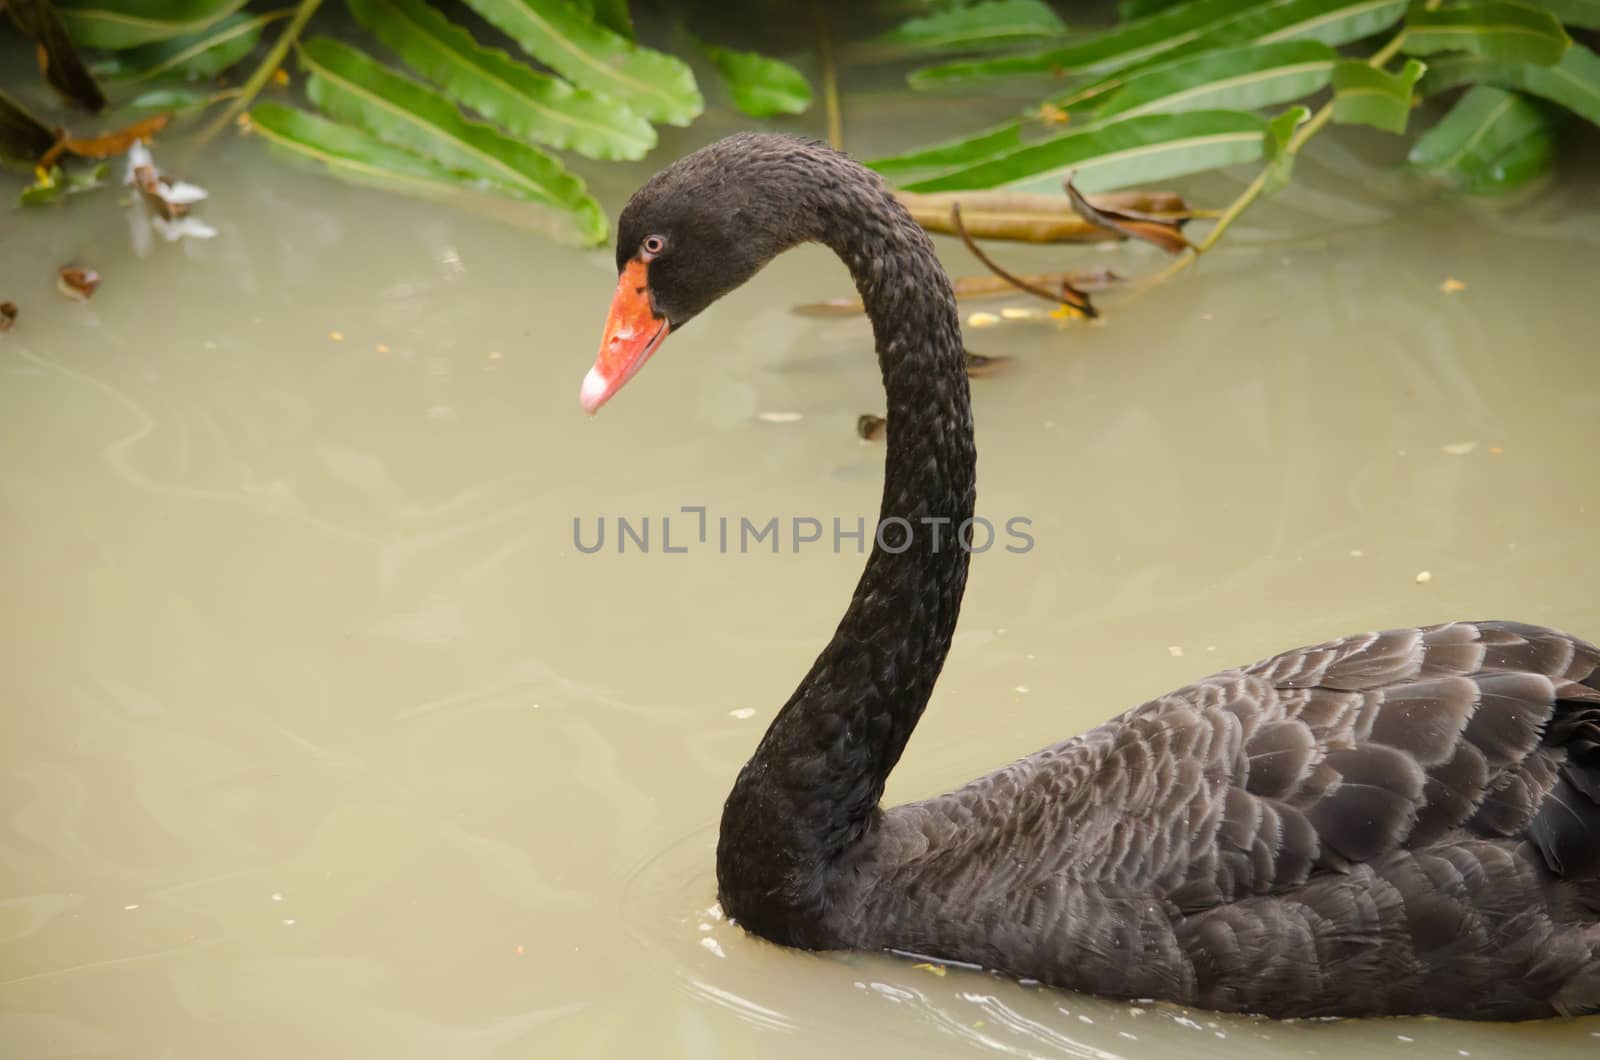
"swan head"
581,133,836,414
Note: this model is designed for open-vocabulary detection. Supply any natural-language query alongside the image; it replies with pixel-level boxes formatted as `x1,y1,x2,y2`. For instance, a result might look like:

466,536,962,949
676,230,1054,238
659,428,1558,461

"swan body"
581,133,1600,1021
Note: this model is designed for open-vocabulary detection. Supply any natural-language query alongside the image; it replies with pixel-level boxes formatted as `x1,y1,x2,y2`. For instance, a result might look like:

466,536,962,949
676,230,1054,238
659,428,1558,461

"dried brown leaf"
857,414,886,441
0,301,16,332
1062,171,1192,255
57,266,100,301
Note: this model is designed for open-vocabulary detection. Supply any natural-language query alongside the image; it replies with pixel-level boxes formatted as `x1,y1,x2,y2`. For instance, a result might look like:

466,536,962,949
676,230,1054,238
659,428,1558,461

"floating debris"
967,311,1000,328
963,351,1011,377
699,937,726,958
1015,685,1030,694
729,707,756,720
1415,571,1433,584
1489,446,1503,455
757,410,803,423
57,266,100,301
0,301,15,331
1441,277,1466,293
1441,441,1477,456
857,414,886,441
912,962,947,977
1349,549,1365,558
1168,645,1184,657
328,330,345,342
514,944,525,955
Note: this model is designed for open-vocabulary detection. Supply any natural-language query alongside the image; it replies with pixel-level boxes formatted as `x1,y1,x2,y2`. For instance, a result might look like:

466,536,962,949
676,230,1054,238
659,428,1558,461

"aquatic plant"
1,1,1597,257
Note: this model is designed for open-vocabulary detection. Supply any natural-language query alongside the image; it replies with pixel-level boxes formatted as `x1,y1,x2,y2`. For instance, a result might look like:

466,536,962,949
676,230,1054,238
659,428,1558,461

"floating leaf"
51,0,251,49
1402,3,1570,66
1409,84,1560,194
1062,170,1192,252
905,110,1269,195
459,0,702,125
1331,57,1425,133
909,0,1409,88
348,0,654,161
696,38,813,118
41,113,171,169
0,88,58,165
91,10,275,83
58,265,101,300
898,187,1191,242
1094,40,1338,120
877,0,1067,54
8,0,106,110
1418,41,1600,125
296,37,606,242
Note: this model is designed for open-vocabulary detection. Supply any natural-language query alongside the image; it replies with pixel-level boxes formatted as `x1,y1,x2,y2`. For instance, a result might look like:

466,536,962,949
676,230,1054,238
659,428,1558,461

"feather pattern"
607,134,1600,1022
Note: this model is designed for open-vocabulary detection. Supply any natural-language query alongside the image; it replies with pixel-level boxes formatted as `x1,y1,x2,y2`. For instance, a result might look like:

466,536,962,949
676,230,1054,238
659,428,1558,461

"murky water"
4,59,1600,1060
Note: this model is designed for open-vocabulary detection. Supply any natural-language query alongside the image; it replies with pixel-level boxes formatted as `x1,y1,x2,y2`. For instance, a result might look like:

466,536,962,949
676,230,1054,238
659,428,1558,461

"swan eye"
641,234,667,259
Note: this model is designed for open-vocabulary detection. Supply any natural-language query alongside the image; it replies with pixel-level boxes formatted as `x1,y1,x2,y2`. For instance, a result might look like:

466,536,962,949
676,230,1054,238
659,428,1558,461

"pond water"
3,54,1600,1060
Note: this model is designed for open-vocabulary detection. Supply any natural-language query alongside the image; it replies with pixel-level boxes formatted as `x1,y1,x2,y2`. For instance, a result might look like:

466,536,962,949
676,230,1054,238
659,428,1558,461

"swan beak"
582,259,670,415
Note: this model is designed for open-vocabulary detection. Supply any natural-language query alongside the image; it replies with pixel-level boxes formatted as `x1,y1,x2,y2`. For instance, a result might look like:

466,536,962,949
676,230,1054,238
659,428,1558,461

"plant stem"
192,0,323,151
813,4,843,149
1145,15,1421,288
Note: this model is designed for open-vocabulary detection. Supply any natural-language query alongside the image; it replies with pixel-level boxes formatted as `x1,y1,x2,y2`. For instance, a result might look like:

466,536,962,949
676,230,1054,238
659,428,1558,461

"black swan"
579,133,1600,1021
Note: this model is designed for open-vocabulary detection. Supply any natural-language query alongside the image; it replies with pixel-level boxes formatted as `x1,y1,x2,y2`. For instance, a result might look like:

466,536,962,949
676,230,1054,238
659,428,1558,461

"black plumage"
598,133,1600,1021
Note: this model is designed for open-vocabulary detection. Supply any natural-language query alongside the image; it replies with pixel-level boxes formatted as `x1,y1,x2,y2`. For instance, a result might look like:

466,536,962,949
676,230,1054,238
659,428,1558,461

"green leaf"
905,109,1270,194
123,85,227,110
0,88,58,166
296,37,606,243
1262,102,1309,193
871,39,1339,187
909,0,1409,89
1094,40,1338,120
1526,0,1600,28
8,0,107,110
697,39,813,118
51,0,251,49
347,0,654,162
1409,84,1560,193
574,0,632,39
865,119,1034,182
1331,57,1425,132
1402,3,1570,66
19,160,108,205
1418,41,1600,125
878,0,1067,53
459,0,702,125
91,11,273,83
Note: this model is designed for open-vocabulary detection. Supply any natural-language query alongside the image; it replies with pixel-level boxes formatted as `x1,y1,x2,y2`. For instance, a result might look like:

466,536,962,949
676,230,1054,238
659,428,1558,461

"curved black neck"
716,151,976,945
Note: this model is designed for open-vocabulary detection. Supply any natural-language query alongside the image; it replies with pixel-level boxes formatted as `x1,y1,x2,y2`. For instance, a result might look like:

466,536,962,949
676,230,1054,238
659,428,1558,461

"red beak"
581,258,670,415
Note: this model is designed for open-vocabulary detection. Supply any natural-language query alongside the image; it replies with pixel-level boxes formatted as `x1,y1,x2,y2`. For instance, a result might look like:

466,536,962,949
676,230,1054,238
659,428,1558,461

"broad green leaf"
1402,3,1570,66
460,0,702,125
872,40,1338,186
1094,40,1338,120
866,119,1034,181
1526,0,1600,28
1418,41,1600,125
905,109,1270,194
1331,57,1425,132
0,88,57,166
878,0,1067,53
51,0,250,49
296,37,606,243
249,104,610,242
1262,102,1309,193
8,0,106,110
910,0,1408,89
92,11,273,83
1409,84,1559,193
697,39,813,118
347,0,654,162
